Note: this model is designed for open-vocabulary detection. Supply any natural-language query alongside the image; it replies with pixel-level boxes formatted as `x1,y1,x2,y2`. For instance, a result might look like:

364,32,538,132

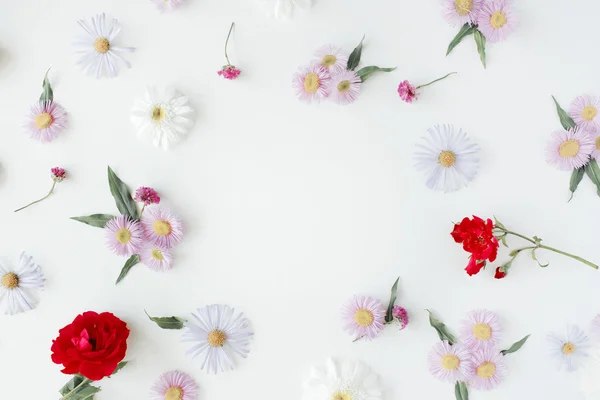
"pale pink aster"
477,0,518,43
104,215,144,256
329,70,361,105
443,0,483,25
392,305,409,330
141,205,184,249
568,95,600,133
398,80,418,103
314,44,349,75
546,129,595,171
134,186,161,205
468,348,508,391
50,167,66,182
589,131,600,161
139,243,173,271
25,101,67,143
292,62,331,103
459,310,502,351
150,370,198,400
150,0,183,12
341,295,386,341
427,341,474,383
218,65,241,80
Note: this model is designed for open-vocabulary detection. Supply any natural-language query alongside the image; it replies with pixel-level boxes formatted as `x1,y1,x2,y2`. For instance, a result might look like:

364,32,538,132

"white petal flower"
131,87,195,150
73,13,135,78
0,252,45,315
547,325,590,372
259,0,312,20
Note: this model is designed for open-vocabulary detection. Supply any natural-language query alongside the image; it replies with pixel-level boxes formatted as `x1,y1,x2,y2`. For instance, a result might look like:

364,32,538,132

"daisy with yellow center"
443,0,482,25
104,215,144,257
477,0,517,43
293,62,331,103
469,348,507,390
329,70,362,105
26,70,68,143
150,370,198,400
546,129,595,171
342,295,386,341
303,359,383,400
0,252,46,315
569,95,600,132
427,341,474,382
142,206,184,249
139,243,173,271
314,44,349,75
460,310,502,351
547,325,590,372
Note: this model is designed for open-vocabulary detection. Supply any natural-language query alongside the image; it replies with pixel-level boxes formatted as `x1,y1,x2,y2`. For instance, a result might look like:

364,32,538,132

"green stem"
416,72,457,89
60,377,91,400
224,22,234,65
539,244,599,269
503,230,536,245
140,204,146,217
14,181,56,212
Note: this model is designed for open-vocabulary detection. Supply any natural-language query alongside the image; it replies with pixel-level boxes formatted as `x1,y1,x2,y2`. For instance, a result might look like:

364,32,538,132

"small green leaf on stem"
569,167,585,201
40,68,54,103
70,214,116,228
493,216,506,230
385,277,400,323
107,166,139,220
447,23,475,56
531,249,549,268
454,381,469,400
426,309,456,344
501,334,530,355
111,361,128,376
115,255,140,285
356,66,396,82
145,310,186,329
585,160,600,197
347,35,365,71
473,29,486,68
552,95,577,130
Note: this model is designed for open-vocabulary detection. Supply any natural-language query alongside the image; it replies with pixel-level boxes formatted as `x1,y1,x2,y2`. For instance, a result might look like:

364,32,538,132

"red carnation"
494,267,507,279
51,311,129,381
451,216,499,276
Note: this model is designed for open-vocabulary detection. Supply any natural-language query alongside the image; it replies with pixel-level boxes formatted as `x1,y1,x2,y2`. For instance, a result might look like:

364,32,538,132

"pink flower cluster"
217,65,241,80
134,186,161,206
392,305,409,330
51,167,66,182
397,80,418,103
443,0,517,43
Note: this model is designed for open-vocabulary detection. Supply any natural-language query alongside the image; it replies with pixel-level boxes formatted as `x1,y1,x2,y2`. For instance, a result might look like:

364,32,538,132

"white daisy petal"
0,252,45,315
547,325,590,372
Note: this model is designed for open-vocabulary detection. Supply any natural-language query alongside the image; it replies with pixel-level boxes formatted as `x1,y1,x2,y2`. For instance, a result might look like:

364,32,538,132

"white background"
1,0,600,399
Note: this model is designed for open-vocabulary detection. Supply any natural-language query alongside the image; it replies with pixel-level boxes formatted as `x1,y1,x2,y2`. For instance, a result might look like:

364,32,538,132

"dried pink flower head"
51,167,66,182
392,305,409,330
218,65,241,80
134,186,161,206
398,80,418,103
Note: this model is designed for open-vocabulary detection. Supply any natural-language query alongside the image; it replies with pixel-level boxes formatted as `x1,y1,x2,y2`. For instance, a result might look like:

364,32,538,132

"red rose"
51,311,129,381
452,216,499,276
494,267,507,279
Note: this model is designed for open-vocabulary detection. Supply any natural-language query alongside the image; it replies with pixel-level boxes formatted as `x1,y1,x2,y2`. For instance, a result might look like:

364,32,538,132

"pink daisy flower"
468,348,508,391
139,243,173,271
314,44,349,75
459,310,502,351
142,206,184,249
150,370,198,400
218,65,241,80
546,129,595,171
569,95,600,132
398,80,418,103
134,186,161,206
443,0,483,25
588,131,600,161
477,0,518,43
292,62,331,103
104,215,144,256
341,295,386,341
151,0,183,12
25,101,67,143
329,70,361,105
427,341,474,383
392,305,409,330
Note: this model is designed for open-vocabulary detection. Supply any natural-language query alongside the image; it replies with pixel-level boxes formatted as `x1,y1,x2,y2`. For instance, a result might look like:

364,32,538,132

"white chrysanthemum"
131,87,195,150
259,0,312,20
0,252,45,315
547,325,590,372
302,358,383,400
73,13,135,78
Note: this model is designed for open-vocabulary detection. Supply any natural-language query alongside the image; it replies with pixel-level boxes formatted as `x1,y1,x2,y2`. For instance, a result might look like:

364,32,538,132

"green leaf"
71,214,116,228
145,310,186,329
454,381,469,400
585,160,600,196
111,361,128,376
569,167,585,201
115,255,140,285
70,385,101,400
492,215,506,230
426,309,456,345
107,166,139,220
355,66,396,82
473,29,486,68
552,95,576,130
39,68,53,103
59,374,86,395
531,249,549,268
385,277,400,323
347,35,365,71
446,23,475,56
501,334,530,355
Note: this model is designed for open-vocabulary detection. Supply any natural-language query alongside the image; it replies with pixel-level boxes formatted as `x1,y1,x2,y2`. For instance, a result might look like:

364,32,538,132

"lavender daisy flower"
546,129,595,171
427,341,473,383
150,370,198,400
139,243,173,271
26,101,68,143
443,0,483,25
141,205,184,249
341,295,386,341
292,62,331,103
589,132,600,161
182,304,253,374
459,309,502,351
104,215,144,256
468,348,508,391
547,325,590,372
477,0,518,43
569,95,600,132
314,44,349,75
329,70,361,105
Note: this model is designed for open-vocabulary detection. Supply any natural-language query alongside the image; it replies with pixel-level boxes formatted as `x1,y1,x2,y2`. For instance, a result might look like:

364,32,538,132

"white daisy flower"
414,124,480,192
74,13,135,78
259,0,312,20
302,358,383,400
0,252,45,315
131,87,195,150
182,304,253,374
547,325,590,372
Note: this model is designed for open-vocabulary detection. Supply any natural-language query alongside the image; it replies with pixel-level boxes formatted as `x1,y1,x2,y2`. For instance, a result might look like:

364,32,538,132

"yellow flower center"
332,392,352,400
164,386,183,400
559,139,580,158
94,37,110,54
153,220,172,236
582,106,598,122
354,309,374,327
454,0,473,16
472,323,492,340
439,151,456,167
562,342,576,355
596,136,600,150
476,361,496,378
1,272,19,289
152,106,166,121
208,329,227,347
337,80,351,93
441,354,460,370
116,228,132,244
35,112,53,129
303,73,320,93
322,55,337,67
490,11,507,29
151,249,164,261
